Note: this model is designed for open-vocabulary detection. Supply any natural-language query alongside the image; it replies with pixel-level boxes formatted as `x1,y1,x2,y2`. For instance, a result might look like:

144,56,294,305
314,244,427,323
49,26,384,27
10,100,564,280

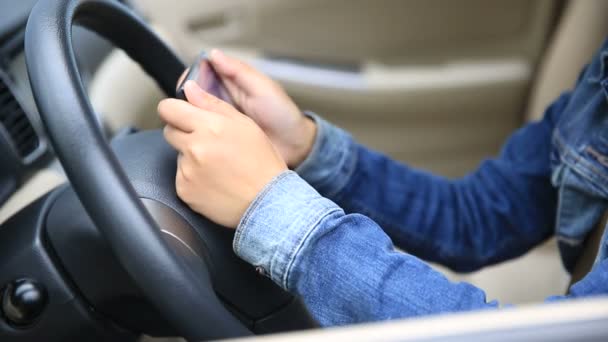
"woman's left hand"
158,80,287,228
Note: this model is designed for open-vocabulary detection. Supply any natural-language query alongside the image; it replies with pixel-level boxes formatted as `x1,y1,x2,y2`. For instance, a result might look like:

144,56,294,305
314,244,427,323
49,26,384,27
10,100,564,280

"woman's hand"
159,81,287,228
208,49,316,168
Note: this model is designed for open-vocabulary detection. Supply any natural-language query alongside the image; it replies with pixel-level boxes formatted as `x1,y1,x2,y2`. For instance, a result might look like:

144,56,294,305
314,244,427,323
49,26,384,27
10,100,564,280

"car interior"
0,0,607,341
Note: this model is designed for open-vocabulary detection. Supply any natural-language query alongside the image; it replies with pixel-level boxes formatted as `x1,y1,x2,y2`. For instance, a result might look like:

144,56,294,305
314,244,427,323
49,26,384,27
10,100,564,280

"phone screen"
175,53,234,105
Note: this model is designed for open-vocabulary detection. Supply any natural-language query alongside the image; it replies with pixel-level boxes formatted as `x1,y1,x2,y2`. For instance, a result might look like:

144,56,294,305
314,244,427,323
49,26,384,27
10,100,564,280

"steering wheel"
24,0,313,340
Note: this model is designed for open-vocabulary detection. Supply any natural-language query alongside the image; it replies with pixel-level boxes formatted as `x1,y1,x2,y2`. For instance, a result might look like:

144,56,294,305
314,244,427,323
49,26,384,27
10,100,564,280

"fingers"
221,77,248,109
183,80,238,117
208,49,239,77
163,125,190,152
209,49,261,96
158,98,209,132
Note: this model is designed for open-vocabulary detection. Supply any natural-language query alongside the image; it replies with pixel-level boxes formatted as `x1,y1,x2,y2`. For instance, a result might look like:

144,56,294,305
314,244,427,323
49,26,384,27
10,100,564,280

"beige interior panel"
93,49,529,177
135,0,556,64
130,0,557,177
434,238,569,305
271,66,529,177
90,49,165,131
0,169,65,225
250,0,552,64
89,25,177,132
526,0,608,121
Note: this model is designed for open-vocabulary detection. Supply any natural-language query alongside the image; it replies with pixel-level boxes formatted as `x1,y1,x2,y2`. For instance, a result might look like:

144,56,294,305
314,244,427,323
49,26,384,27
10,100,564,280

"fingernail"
184,80,201,92
209,48,223,61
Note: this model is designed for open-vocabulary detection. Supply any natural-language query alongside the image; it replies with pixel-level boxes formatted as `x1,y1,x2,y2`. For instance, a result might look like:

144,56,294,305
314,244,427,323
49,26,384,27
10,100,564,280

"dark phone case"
174,52,234,106
175,53,206,100
175,87,187,101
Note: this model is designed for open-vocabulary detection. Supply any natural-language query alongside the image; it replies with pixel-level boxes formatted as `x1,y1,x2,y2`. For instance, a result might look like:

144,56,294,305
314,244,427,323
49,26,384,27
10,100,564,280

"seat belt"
568,211,608,291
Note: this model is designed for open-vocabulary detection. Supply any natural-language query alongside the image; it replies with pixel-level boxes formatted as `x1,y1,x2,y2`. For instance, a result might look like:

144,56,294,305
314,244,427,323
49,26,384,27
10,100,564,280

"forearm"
297,102,565,271
235,172,608,326
338,147,556,271
235,171,498,326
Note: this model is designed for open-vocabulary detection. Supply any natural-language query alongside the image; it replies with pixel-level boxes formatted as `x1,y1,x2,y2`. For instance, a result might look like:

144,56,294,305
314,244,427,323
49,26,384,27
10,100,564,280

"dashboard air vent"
0,76,39,160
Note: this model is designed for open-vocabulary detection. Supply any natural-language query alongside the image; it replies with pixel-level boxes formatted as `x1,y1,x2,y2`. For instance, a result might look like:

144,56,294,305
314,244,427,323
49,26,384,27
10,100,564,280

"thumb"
184,80,236,117
209,49,262,96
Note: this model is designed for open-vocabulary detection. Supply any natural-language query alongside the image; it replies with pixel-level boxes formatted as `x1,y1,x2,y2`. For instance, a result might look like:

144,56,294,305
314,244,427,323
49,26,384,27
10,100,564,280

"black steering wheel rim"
24,0,250,339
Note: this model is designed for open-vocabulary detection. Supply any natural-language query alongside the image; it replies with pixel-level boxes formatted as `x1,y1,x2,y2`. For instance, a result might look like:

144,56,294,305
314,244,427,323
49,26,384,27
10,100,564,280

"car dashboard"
0,2,52,209
0,0,123,219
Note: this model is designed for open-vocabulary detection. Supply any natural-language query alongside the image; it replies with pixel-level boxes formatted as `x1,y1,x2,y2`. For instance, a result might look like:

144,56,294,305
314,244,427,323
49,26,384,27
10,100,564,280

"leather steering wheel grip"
24,0,250,340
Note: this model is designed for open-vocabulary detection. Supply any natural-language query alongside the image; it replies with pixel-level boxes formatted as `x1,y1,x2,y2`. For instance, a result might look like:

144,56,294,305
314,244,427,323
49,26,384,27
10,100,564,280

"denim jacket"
233,41,608,326
551,39,608,270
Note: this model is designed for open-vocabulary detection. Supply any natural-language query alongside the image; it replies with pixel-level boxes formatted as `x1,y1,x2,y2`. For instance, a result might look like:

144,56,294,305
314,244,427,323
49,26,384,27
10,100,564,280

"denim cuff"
234,170,341,289
295,112,358,198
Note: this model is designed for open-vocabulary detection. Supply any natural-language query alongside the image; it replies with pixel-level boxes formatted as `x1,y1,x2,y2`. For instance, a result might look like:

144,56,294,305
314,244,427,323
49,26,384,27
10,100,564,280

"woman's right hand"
202,49,317,168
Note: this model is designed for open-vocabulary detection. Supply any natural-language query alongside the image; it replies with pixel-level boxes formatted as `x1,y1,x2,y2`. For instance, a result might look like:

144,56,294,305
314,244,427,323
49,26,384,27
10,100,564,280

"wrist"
286,115,317,168
294,112,358,198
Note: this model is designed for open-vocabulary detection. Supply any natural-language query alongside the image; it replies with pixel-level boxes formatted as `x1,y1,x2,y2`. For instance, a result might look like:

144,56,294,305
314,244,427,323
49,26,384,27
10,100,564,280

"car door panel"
134,0,557,177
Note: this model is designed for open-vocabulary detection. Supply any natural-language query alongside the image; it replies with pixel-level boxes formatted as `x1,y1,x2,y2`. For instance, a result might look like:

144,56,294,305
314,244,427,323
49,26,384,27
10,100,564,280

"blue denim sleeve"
234,171,608,326
296,97,568,272
234,171,498,326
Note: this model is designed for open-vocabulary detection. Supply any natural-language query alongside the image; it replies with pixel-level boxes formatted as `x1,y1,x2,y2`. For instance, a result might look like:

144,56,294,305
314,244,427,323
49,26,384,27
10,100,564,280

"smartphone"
175,52,234,105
